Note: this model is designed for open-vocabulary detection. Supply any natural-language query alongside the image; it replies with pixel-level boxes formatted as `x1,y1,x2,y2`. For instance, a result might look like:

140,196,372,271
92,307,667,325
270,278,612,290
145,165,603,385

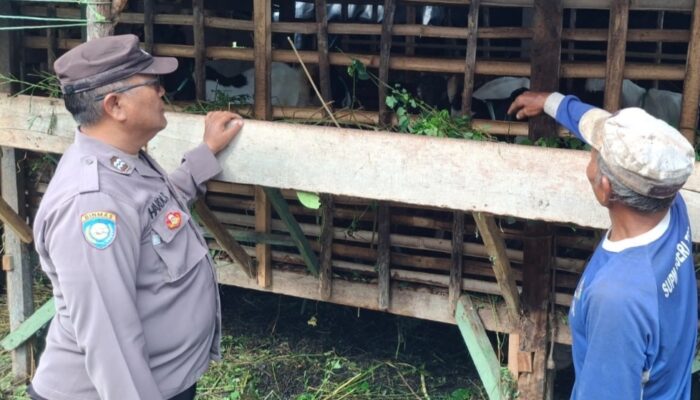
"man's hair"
62,81,124,127
596,156,675,213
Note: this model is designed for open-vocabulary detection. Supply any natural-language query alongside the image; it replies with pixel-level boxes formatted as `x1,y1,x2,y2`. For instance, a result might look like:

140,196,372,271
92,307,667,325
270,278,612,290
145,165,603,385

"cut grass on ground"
1,282,486,400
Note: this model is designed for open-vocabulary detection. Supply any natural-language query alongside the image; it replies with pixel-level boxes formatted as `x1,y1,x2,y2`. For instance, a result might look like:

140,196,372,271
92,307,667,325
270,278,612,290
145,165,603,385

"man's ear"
599,174,613,206
102,93,127,122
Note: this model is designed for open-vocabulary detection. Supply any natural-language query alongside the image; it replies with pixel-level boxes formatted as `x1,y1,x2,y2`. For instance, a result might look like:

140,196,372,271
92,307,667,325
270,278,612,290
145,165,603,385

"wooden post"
565,10,577,93
46,4,57,72
680,0,700,143
86,1,113,40
461,0,481,117
376,203,391,310
603,0,630,112
377,0,397,127
319,194,333,299
254,0,272,287
193,0,205,101
528,0,562,142
2,148,34,381
315,0,332,102
405,5,416,57
255,186,271,288
143,0,155,54
519,0,561,397
0,0,16,93
449,212,464,314
653,11,665,89
482,7,491,58
518,222,554,398
253,0,272,121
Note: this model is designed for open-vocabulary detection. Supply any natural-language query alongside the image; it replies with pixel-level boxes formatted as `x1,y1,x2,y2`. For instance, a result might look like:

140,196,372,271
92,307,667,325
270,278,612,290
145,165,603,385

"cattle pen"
2,0,700,398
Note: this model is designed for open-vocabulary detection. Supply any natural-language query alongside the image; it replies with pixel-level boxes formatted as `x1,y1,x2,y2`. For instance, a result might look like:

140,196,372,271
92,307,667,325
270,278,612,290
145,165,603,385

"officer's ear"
102,93,128,123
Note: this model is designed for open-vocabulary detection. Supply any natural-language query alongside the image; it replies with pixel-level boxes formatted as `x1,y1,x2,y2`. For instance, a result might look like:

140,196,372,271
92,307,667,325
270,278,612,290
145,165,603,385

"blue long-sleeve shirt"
544,93,697,400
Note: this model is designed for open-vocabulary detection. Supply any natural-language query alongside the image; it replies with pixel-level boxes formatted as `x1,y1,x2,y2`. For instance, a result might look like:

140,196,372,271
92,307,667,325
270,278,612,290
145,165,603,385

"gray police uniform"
31,130,222,400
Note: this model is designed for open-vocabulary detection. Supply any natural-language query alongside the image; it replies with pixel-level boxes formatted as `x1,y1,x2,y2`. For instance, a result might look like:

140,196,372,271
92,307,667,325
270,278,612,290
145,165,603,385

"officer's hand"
203,111,244,155
507,91,551,120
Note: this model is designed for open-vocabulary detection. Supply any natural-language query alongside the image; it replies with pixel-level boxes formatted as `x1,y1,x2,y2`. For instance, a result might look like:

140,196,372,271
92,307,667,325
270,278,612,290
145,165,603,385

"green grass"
0,283,487,400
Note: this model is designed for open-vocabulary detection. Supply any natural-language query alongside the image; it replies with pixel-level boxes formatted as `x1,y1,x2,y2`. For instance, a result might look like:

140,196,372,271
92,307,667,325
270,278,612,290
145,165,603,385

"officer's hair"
63,81,125,127
596,156,675,213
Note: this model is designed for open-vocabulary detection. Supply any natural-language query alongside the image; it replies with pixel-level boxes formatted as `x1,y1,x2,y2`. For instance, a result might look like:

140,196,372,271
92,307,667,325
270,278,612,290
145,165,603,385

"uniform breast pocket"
150,208,208,282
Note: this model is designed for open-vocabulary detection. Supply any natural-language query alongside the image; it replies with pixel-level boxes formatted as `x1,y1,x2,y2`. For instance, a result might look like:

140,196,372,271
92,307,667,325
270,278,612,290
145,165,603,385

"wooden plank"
2,147,33,380
253,0,272,120
507,333,520,379
319,194,334,299
0,195,33,244
449,212,464,314
255,186,272,288
263,187,319,276
455,295,504,400
604,0,631,112
377,0,397,126
474,213,520,324
377,203,391,310
193,0,205,101
215,244,573,344
7,95,700,242
1,299,55,351
680,0,700,143
193,199,254,277
460,0,480,116
315,0,332,102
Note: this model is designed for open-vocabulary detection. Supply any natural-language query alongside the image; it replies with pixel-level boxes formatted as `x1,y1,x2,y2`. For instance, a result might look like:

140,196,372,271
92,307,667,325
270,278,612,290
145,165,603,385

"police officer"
27,34,243,400
509,93,696,399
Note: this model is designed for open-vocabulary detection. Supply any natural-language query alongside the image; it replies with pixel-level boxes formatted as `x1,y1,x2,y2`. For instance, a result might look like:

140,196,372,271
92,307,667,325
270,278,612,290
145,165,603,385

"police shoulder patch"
81,211,117,250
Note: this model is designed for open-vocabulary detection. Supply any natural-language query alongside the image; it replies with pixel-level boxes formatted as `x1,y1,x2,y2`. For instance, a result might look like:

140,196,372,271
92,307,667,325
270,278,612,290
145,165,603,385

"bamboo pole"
24,37,689,80
86,0,113,40
604,0,631,112
21,7,694,43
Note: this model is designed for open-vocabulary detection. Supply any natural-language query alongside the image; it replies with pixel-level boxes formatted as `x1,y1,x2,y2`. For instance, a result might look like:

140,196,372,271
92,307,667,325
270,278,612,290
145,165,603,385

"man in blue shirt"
508,92,697,399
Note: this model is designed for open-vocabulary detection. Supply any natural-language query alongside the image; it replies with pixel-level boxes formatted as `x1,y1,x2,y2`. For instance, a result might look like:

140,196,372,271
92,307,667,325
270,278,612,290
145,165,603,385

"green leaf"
385,95,397,109
296,191,321,209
